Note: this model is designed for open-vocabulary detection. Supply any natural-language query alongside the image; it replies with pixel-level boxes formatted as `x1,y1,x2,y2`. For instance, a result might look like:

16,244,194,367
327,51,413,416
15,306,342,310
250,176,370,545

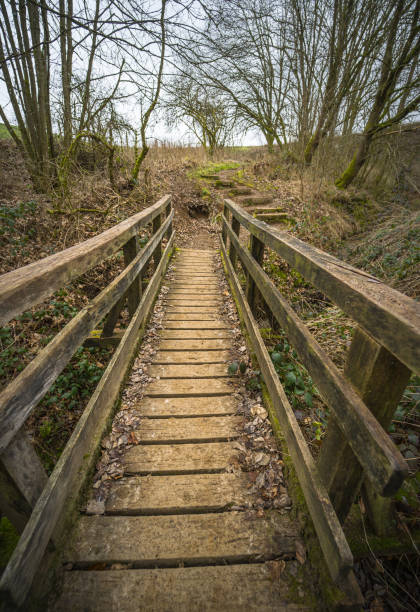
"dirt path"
51,248,314,611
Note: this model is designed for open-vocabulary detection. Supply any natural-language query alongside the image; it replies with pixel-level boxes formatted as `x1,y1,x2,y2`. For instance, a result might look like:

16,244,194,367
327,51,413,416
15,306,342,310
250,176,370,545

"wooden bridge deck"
53,249,307,611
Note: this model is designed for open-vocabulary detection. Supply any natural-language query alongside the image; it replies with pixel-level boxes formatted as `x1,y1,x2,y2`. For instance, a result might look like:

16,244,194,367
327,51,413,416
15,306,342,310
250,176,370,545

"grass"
0,123,19,139
188,160,240,179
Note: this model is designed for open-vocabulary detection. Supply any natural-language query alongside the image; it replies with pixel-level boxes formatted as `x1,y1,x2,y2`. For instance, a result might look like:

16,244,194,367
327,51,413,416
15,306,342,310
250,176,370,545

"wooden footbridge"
0,196,419,610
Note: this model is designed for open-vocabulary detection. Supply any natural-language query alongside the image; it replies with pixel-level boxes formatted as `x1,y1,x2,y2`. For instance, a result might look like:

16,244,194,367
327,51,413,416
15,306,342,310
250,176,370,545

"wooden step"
153,350,230,364
166,306,220,314
255,212,292,224
239,195,273,206
229,186,253,195
146,378,233,397
136,396,236,417
104,473,251,515
168,291,220,297
159,339,231,350
55,563,306,612
170,283,219,289
166,300,221,307
164,313,220,321
160,329,230,339
65,512,299,565
250,206,284,214
163,322,227,330
215,179,235,188
124,442,237,474
173,275,216,280
149,363,228,378
136,416,241,443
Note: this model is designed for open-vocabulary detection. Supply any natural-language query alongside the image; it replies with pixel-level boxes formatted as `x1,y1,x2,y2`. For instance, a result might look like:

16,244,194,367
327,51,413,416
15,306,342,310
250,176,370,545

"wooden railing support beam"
123,236,141,318
228,216,240,268
246,234,265,314
221,203,229,245
318,327,411,526
152,214,162,271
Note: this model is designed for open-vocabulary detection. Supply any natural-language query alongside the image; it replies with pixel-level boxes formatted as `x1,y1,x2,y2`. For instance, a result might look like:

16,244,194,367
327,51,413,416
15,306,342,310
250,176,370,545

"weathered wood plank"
0,213,173,452
159,339,231,350
149,364,228,378
136,416,241,443
0,195,171,326
220,236,353,583
162,322,227,330
54,564,307,612
166,306,220,314
123,236,141,318
146,378,233,397
0,234,175,607
104,473,250,515
166,300,221,307
164,313,220,321
225,220,407,497
65,512,299,565
225,199,420,374
318,327,411,527
166,295,221,303
134,396,236,417
152,350,230,364
0,430,47,507
168,289,220,296
124,442,236,474
160,329,231,339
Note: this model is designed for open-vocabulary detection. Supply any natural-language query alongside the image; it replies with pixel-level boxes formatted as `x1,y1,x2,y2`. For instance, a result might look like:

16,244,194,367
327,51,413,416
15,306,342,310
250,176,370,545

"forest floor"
0,137,419,610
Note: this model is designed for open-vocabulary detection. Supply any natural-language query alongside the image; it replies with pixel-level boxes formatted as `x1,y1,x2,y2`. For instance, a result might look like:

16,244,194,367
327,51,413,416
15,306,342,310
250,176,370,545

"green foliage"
0,201,37,255
0,517,19,570
227,361,239,376
189,160,240,179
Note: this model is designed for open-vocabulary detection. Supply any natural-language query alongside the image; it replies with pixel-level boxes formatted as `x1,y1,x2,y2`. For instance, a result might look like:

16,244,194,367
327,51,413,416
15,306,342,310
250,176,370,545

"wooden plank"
146,379,233,397
124,442,237,474
54,564,307,612
225,199,420,374
164,314,220,321
160,329,231,339
65,512,299,565
166,300,221,307
166,295,220,302
136,416,241,443
152,212,162,271
0,462,31,533
225,221,407,497
134,396,236,417
169,289,220,296
318,327,411,527
220,236,353,583
166,306,220,313
0,234,175,606
0,430,47,507
0,213,173,452
0,195,171,326
159,339,231,350
104,473,251,515
149,364,228,378
246,234,265,313
152,350,229,364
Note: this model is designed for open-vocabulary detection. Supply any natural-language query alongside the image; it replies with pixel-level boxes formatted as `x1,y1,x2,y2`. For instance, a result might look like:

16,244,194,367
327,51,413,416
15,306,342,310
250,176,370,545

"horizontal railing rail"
220,197,418,593
0,196,174,606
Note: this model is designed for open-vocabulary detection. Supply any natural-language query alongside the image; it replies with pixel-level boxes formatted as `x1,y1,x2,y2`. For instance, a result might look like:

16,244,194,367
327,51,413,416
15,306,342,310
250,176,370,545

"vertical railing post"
246,234,265,314
229,213,241,268
123,235,141,317
0,430,48,533
317,327,411,529
221,202,229,245
152,213,162,271
165,199,172,242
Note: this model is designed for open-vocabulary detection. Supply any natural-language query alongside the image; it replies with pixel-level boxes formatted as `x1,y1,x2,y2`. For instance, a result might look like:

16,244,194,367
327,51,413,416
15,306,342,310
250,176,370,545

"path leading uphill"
53,248,312,611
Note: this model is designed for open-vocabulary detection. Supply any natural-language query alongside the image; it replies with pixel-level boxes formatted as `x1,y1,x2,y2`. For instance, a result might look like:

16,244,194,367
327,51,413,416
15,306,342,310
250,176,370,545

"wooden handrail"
224,199,420,374
0,197,175,606
0,195,171,326
0,212,173,452
224,219,407,496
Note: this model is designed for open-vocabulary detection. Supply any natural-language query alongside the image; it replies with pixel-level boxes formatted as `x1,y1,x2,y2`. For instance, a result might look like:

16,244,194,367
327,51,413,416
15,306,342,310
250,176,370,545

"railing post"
229,214,240,268
246,234,265,314
165,200,172,242
0,430,48,533
152,213,162,271
123,235,141,317
317,327,411,528
221,203,229,245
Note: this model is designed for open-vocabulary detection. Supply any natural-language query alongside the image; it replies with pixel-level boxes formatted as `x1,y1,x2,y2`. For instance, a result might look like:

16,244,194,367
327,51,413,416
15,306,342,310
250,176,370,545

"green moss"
335,156,357,189
189,160,240,179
